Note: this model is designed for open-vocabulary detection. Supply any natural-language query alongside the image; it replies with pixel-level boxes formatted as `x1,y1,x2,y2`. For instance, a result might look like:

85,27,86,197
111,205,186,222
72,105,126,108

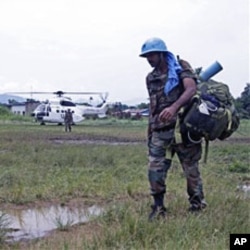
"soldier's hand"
159,106,177,122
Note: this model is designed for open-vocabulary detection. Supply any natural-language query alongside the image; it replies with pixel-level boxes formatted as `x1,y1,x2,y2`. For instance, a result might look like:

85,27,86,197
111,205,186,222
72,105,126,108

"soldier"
139,38,207,221
64,108,73,132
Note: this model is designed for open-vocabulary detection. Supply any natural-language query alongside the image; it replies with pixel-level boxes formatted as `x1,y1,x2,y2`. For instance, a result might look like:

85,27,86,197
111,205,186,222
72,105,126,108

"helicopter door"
43,105,50,116
61,109,65,120
47,105,52,114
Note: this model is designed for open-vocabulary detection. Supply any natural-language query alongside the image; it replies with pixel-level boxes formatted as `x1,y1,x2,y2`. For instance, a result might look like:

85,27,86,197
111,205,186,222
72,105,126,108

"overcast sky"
0,0,249,104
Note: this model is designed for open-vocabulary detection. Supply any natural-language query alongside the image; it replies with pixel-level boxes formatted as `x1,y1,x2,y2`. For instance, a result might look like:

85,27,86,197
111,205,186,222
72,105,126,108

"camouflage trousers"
65,122,72,132
148,129,205,206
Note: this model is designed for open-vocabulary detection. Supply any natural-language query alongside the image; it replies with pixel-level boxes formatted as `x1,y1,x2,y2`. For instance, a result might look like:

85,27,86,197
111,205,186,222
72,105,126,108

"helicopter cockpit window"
60,100,76,107
36,104,46,112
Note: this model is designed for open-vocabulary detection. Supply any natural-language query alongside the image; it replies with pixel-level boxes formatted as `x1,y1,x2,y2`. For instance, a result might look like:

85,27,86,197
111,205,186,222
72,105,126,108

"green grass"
0,117,249,249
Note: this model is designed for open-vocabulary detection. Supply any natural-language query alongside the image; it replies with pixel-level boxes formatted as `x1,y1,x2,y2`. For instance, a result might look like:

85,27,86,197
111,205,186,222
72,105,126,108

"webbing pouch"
182,98,228,140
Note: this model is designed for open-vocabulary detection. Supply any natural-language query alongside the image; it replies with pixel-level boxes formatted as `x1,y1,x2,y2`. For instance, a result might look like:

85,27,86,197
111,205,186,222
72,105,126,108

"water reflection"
3,204,103,242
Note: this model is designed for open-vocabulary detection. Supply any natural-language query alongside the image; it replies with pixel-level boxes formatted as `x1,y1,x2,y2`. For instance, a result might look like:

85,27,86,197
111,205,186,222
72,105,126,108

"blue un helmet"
139,37,168,57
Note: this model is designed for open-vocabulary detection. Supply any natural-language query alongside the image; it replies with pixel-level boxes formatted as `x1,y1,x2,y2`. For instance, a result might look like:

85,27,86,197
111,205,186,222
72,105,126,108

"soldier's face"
145,52,161,68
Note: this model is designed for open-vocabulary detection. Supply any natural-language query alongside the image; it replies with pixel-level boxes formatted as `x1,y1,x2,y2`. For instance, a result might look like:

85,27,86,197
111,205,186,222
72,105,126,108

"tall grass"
0,118,249,249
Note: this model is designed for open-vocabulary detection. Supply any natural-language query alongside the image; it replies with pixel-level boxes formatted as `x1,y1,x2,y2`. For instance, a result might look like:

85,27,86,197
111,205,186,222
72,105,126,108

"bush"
0,106,11,116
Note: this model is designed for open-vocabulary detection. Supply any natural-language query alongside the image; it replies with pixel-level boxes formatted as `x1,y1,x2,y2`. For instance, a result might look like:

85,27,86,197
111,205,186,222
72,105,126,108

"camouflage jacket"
146,65,196,132
64,111,73,123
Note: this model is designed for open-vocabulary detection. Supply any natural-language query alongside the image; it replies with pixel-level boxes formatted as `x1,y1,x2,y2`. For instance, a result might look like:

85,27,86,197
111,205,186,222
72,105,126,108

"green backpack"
182,79,240,141
178,58,240,147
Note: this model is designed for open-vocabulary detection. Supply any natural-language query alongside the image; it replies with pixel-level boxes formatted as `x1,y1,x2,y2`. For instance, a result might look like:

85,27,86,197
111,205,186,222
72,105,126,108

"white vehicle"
80,102,109,119
15,90,108,125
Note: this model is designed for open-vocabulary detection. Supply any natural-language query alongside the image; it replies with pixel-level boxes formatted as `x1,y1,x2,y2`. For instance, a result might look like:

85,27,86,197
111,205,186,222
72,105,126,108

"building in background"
3,101,40,116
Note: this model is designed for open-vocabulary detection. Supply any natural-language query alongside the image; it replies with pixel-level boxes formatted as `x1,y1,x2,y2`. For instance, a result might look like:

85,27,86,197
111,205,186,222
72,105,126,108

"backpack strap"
226,108,232,131
204,139,209,164
174,109,183,144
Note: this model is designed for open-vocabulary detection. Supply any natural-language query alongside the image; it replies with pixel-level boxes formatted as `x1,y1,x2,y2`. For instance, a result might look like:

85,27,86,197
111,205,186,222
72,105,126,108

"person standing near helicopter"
139,37,207,221
64,108,73,132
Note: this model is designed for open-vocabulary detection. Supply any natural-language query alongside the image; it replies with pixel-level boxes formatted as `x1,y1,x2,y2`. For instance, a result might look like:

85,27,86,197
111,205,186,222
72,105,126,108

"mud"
2,204,103,242
53,139,143,145
51,134,250,145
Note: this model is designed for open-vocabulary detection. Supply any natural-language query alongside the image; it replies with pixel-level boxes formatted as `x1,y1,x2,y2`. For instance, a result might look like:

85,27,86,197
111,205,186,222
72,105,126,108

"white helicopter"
13,91,109,125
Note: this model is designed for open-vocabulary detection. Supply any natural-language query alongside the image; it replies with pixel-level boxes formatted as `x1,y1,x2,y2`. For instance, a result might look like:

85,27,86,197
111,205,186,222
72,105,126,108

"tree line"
135,82,250,119
235,83,250,119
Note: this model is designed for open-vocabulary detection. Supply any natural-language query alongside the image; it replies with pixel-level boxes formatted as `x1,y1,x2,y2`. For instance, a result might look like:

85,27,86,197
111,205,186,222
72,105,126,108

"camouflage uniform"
147,67,206,209
64,110,73,132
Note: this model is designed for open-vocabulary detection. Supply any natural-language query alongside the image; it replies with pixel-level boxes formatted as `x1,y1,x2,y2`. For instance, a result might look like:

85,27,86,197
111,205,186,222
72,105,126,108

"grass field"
0,117,249,249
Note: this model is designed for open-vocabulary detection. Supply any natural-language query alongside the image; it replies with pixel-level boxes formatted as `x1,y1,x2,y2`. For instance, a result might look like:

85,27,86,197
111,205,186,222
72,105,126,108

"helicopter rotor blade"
5,90,109,102
5,92,52,94
99,92,109,102
5,91,108,96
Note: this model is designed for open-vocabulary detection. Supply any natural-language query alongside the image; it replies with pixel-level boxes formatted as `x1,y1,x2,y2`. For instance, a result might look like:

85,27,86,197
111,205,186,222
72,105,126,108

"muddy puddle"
53,139,142,145
2,204,103,242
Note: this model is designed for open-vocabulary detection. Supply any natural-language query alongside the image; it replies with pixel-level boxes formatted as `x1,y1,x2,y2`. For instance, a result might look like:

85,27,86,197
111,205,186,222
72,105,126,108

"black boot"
188,199,207,213
148,205,167,221
148,193,166,221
